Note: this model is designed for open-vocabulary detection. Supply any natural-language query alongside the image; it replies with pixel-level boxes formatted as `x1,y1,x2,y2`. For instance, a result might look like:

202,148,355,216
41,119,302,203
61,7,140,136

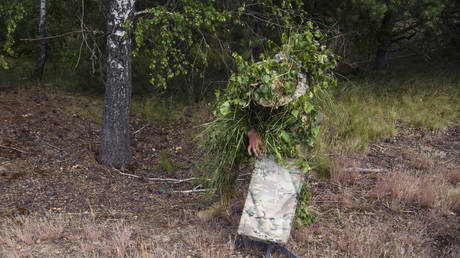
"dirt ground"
0,87,459,257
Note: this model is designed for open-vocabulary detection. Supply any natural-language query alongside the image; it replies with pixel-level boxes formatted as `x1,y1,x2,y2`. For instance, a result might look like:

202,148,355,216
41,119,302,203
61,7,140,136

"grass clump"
151,150,178,173
369,167,460,214
131,95,186,125
397,90,459,130
311,62,460,176
65,99,103,125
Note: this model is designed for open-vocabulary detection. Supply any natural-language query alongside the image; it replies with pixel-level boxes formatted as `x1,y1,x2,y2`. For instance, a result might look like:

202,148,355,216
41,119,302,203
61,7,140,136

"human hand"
247,128,266,157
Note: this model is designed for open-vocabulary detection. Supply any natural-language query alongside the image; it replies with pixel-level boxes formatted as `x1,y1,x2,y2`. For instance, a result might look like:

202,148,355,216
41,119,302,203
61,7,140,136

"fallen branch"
371,144,385,152
134,125,146,135
39,139,68,155
112,167,196,183
172,188,213,193
42,140,64,152
444,158,454,164
308,179,345,189
344,167,386,173
34,133,68,156
0,144,28,154
310,200,340,203
237,173,252,181
66,211,89,215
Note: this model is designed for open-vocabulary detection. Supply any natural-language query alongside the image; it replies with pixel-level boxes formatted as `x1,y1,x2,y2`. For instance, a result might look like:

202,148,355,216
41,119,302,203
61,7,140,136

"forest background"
0,0,459,257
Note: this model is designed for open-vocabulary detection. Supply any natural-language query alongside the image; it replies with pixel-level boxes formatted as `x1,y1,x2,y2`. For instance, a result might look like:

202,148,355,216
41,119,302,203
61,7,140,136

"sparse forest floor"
0,86,459,257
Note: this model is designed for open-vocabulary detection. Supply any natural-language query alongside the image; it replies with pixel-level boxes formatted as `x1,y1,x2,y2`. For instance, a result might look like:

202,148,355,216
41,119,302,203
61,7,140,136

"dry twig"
172,185,214,193
0,144,28,154
344,167,386,173
134,126,146,135
34,133,69,156
172,189,211,193
112,167,196,183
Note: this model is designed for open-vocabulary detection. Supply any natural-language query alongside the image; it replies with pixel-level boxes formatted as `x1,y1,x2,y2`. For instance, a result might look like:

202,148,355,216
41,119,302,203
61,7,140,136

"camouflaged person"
239,52,308,245
198,52,311,239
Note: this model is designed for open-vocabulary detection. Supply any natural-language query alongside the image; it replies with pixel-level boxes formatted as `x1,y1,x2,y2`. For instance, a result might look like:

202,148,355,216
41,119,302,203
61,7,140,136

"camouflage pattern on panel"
238,156,304,245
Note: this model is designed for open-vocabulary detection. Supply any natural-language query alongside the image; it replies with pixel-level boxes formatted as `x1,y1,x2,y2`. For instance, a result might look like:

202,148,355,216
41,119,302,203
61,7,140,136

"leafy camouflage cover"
238,156,304,245
255,52,309,108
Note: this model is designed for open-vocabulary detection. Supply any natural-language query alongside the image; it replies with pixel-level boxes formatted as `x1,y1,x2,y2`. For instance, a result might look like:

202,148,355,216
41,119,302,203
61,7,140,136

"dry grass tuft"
0,215,65,257
406,151,434,170
11,216,64,244
445,167,460,184
369,170,433,209
447,187,460,214
82,223,102,241
0,212,242,257
343,219,429,257
312,187,362,211
294,215,433,257
369,166,460,214
1,247,33,258
181,225,225,250
340,188,355,208
330,155,362,186
112,223,133,257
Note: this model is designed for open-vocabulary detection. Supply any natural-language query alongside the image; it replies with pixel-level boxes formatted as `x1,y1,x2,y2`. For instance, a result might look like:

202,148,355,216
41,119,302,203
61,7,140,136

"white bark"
100,0,136,167
35,0,47,79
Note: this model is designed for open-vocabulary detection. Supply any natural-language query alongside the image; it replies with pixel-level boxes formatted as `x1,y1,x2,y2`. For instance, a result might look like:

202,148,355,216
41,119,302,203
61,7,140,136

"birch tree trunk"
100,0,136,167
35,0,47,80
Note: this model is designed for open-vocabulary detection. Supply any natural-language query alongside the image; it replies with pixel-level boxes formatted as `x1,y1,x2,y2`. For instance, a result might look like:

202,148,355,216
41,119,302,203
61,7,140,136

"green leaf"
281,131,291,144
301,161,310,173
262,74,270,83
219,101,231,116
312,127,320,137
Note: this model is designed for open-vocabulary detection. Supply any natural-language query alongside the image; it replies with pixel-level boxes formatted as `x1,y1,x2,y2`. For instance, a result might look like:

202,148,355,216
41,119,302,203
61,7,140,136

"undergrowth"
311,61,460,177
61,94,188,126
131,95,187,125
65,98,103,125
151,150,178,173
2,56,458,181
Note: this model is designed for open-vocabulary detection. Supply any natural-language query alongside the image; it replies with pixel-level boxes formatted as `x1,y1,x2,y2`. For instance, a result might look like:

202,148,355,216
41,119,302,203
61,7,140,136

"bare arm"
247,128,266,157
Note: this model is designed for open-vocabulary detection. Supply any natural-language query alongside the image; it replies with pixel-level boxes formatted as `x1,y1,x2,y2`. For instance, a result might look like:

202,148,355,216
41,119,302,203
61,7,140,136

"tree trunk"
100,0,136,167
35,0,47,80
374,10,394,70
